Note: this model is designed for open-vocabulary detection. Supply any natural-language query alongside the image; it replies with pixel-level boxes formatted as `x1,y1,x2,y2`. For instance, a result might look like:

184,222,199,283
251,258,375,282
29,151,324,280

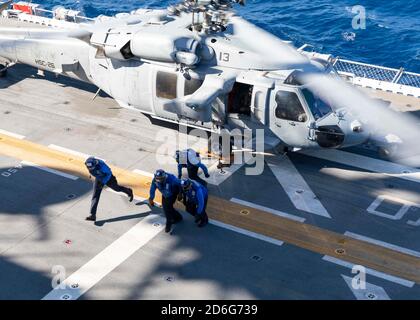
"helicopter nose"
340,119,370,147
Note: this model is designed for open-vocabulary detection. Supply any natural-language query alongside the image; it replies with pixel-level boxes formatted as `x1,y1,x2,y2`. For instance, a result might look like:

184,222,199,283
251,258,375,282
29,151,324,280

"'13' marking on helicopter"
219,52,230,62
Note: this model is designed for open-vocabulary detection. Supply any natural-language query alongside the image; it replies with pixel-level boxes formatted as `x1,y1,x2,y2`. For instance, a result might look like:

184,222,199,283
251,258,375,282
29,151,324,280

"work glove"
148,198,155,207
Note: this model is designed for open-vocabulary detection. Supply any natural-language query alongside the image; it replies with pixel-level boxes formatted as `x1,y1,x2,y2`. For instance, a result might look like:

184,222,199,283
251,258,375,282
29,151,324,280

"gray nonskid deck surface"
0,65,419,300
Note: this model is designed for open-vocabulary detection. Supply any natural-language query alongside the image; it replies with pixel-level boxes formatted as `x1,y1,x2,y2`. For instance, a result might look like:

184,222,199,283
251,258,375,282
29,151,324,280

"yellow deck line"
1,133,419,283
0,133,160,202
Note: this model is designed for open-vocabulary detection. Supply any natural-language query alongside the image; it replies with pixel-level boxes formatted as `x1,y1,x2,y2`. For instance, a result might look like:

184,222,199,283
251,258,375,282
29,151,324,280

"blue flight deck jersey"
183,180,208,215
177,149,209,177
89,160,112,184
149,173,181,200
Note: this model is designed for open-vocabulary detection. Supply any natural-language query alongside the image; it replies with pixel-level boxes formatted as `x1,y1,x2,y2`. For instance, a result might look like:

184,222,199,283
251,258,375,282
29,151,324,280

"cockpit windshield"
302,88,333,120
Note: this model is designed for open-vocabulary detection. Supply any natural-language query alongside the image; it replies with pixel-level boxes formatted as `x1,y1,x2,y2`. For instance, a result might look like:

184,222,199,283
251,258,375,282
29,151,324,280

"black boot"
86,215,96,222
165,221,173,233
197,215,208,228
128,189,134,202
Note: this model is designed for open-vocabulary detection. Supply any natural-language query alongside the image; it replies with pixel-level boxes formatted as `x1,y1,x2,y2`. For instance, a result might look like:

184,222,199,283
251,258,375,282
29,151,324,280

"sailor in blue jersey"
149,169,183,233
179,178,209,228
85,157,133,222
175,149,210,187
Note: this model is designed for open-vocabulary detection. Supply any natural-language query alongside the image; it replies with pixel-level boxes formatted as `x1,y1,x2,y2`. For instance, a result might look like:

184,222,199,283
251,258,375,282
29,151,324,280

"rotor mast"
167,0,245,34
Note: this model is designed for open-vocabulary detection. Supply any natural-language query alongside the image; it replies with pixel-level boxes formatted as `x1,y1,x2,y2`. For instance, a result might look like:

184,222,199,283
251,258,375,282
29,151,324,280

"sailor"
175,148,210,186
149,169,183,233
85,157,133,222
179,178,209,228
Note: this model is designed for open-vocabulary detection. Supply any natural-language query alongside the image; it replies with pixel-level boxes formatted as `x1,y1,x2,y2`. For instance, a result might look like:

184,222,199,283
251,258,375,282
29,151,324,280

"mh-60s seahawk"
0,0,419,164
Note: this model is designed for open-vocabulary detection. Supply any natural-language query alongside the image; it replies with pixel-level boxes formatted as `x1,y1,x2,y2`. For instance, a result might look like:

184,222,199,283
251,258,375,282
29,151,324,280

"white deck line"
42,214,165,300
267,157,331,218
344,231,420,258
210,220,284,247
0,129,26,139
230,197,305,223
205,162,244,186
20,161,79,181
104,188,146,203
48,144,90,159
133,169,154,178
300,149,420,184
341,275,391,300
322,255,415,288
105,184,160,206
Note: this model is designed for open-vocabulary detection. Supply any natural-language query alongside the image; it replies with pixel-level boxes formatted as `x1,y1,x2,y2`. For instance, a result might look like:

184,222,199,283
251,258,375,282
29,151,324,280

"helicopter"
0,0,418,165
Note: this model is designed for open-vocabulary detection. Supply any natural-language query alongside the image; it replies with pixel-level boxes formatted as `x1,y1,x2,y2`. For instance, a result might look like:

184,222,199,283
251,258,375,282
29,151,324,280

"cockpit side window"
156,71,177,99
275,91,307,122
302,88,333,120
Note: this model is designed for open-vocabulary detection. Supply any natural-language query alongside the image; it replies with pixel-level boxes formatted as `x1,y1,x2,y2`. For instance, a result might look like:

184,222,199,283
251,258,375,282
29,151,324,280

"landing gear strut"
207,132,234,173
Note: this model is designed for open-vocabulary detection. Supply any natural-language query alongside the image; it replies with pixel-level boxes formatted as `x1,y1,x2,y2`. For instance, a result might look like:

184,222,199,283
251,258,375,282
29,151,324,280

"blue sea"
40,0,420,72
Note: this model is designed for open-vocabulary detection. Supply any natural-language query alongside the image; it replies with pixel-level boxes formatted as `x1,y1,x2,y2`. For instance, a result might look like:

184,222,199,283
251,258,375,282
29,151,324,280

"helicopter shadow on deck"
0,165,92,299
121,215,352,300
0,255,53,299
0,163,162,299
0,162,159,237
407,109,420,119
0,63,109,98
0,165,92,241
120,156,420,300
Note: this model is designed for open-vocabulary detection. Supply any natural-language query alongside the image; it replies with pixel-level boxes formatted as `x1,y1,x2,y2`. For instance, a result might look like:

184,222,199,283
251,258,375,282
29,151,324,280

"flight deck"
0,64,419,300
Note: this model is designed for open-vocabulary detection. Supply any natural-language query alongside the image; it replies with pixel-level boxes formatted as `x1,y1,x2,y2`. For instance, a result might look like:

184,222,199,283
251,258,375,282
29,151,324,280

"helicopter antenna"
167,0,246,34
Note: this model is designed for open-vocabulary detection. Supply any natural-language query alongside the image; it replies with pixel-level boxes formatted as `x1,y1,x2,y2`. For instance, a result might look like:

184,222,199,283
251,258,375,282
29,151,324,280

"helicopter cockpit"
282,70,333,120
268,70,364,149
301,88,333,121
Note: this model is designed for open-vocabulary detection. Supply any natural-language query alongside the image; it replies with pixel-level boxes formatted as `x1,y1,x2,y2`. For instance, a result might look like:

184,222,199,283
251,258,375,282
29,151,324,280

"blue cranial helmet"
154,169,167,183
180,178,192,191
85,157,99,169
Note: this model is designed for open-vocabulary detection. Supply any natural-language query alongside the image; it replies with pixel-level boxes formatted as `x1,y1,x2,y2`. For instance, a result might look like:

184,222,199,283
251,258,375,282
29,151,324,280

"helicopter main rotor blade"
230,16,311,70
302,73,420,166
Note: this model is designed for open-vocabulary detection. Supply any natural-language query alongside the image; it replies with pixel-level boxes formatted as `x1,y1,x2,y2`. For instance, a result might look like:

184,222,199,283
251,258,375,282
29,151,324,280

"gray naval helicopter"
0,0,419,164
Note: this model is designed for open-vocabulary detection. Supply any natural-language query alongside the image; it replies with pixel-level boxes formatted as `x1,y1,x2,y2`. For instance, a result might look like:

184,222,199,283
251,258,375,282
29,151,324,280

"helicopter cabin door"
227,82,253,117
270,88,312,148
153,69,214,122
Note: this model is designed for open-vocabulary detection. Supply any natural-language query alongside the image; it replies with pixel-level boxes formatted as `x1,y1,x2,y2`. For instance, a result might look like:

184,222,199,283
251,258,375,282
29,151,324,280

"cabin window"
156,71,177,99
254,91,265,109
275,91,307,122
184,78,203,96
253,91,265,122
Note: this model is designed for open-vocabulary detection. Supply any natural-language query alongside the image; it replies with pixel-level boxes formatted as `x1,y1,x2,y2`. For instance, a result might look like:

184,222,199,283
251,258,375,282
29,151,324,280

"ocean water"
41,0,420,72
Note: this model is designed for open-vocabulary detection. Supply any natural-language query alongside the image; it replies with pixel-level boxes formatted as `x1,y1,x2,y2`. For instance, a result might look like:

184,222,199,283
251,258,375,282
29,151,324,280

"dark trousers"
185,196,209,225
162,194,183,225
187,166,207,187
90,176,132,215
